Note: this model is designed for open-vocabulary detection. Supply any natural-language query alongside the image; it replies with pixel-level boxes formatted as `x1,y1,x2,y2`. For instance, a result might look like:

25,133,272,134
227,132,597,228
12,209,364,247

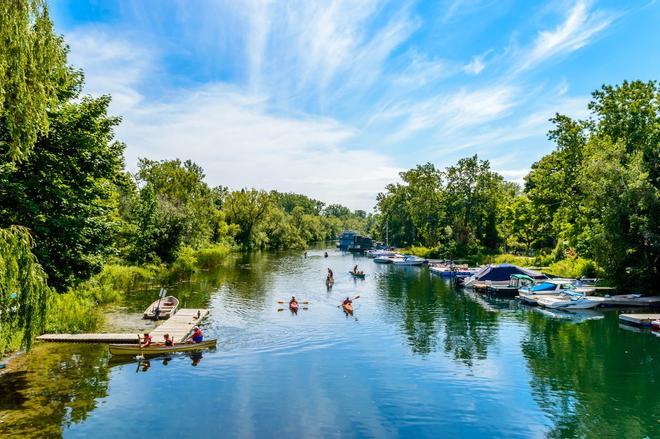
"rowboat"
108,339,217,356
349,271,366,278
143,296,179,320
342,303,353,314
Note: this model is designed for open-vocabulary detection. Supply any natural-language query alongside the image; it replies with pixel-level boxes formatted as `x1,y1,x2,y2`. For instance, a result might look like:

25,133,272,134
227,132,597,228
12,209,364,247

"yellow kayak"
108,339,217,356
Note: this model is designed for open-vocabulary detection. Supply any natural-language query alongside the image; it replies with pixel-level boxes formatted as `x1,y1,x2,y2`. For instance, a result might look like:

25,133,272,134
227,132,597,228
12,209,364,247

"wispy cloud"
463,55,486,74
513,0,615,73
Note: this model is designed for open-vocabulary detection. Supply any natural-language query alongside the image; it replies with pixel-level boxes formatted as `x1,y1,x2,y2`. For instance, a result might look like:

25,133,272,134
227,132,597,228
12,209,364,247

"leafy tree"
223,189,271,247
0,226,50,354
0,95,125,290
0,0,73,160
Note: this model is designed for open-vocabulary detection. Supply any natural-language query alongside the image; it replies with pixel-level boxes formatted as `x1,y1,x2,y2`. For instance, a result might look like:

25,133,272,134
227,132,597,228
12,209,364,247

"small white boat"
374,254,398,264
143,296,179,320
391,255,426,266
366,250,396,259
537,291,606,310
519,279,596,296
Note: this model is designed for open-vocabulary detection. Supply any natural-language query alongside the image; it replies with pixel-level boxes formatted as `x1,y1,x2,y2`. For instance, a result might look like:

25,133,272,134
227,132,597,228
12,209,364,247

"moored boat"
537,291,606,310
108,339,217,356
391,255,426,266
463,264,547,288
143,296,179,320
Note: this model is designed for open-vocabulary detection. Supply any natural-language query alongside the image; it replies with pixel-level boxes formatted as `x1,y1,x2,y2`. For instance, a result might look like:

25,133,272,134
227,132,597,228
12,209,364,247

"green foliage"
170,245,197,279
0,0,75,160
0,226,50,354
45,291,102,334
0,95,125,291
195,243,234,269
548,257,604,279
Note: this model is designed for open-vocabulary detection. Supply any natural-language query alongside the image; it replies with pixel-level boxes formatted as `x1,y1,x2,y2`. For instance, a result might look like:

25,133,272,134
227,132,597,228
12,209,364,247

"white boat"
429,264,478,277
463,264,547,288
391,255,426,266
536,291,606,310
366,249,396,258
519,279,596,296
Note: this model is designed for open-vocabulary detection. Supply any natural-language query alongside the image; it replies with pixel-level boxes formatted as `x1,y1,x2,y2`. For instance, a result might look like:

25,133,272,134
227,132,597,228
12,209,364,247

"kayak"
290,301,299,311
108,339,217,356
342,303,353,314
349,271,365,278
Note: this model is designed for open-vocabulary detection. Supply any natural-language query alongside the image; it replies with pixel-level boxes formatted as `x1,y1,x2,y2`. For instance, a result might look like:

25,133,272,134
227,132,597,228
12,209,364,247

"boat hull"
349,271,366,278
143,296,179,320
108,339,217,356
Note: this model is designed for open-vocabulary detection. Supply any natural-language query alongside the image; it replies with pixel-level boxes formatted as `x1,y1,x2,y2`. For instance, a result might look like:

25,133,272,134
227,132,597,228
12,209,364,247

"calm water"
1,249,659,438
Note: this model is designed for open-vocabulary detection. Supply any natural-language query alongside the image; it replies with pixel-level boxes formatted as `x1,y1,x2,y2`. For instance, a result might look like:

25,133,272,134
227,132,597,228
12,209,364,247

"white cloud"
67,28,400,210
513,0,615,73
463,55,486,75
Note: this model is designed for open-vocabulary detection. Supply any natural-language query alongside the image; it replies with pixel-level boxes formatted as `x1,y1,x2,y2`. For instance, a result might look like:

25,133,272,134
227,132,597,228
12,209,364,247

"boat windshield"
531,282,556,292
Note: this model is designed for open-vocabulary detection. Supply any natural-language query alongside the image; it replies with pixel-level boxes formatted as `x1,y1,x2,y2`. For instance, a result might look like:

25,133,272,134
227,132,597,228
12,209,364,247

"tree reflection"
522,312,660,438
0,343,110,437
376,268,500,363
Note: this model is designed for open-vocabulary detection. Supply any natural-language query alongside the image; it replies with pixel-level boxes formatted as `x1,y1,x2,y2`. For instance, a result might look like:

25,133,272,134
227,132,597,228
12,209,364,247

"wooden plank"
619,313,660,327
37,333,140,343
37,308,210,344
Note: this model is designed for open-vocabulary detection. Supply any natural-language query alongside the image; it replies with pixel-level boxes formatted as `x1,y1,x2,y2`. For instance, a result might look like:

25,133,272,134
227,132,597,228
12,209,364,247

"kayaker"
140,332,152,348
289,296,298,307
324,251,328,258
327,268,334,279
163,333,174,347
189,326,203,344
343,297,352,306
353,264,358,274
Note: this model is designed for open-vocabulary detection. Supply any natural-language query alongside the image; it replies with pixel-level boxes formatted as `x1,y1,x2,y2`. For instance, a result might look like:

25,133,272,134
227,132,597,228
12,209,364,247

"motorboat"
486,274,536,297
463,264,547,288
429,263,478,277
519,279,596,296
374,253,402,264
536,291,606,310
391,255,426,266
366,249,396,258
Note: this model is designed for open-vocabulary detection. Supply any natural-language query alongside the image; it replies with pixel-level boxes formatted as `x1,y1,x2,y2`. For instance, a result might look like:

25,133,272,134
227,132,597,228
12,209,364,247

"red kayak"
342,302,353,314
290,301,299,311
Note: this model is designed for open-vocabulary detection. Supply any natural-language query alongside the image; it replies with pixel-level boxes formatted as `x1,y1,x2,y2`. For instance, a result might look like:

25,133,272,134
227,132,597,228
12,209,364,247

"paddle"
277,300,310,304
337,295,360,307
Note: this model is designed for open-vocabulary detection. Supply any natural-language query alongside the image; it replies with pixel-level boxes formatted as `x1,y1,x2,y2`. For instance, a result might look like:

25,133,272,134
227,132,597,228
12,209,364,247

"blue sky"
50,0,659,210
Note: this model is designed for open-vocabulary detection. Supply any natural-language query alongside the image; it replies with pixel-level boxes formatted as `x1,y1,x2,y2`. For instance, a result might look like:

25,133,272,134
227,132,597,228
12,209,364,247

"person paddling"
327,268,334,279
343,297,352,306
140,332,152,348
188,326,204,344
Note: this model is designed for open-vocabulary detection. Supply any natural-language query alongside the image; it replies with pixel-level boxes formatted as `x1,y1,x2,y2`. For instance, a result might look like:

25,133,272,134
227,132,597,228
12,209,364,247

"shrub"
195,243,233,268
170,245,197,278
548,257,604,279
45,292,102,333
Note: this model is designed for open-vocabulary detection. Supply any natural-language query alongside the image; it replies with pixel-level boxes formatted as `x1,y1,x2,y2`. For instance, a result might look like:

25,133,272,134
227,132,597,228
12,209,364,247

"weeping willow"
0,226,50,355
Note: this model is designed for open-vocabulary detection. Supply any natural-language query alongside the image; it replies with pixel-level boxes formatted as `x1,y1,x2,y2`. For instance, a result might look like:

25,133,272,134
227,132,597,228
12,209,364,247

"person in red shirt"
140,332,152,348
188,326,203,343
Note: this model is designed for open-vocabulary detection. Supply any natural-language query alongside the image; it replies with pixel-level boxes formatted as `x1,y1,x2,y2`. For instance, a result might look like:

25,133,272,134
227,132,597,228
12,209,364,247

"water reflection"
521,312,660,438
0,343,110,437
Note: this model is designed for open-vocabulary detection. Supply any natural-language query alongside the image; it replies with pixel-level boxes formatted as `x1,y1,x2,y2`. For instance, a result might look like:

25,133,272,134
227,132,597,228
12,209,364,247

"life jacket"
165,337,173,346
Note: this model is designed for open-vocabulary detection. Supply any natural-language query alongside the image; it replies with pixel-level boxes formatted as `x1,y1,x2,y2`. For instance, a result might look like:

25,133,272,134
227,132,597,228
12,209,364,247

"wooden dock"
37,308,209,344
150,308,209,342
619,313,660,327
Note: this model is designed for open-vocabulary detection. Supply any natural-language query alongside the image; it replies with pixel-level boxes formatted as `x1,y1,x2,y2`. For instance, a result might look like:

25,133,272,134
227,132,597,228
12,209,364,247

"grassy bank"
45,243,235,334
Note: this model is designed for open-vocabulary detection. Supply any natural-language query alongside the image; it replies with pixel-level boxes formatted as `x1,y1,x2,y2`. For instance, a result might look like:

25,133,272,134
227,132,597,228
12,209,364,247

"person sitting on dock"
140,332,152,348
188,326,204,344
163,333,174,347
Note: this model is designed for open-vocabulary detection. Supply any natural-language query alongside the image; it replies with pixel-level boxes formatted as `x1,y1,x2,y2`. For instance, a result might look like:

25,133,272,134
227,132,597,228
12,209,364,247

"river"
1,248,658,438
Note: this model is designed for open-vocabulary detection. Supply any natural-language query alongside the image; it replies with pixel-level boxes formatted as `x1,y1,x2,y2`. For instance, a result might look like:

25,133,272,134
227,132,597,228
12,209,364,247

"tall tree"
0,0,73,160
0,95,125,290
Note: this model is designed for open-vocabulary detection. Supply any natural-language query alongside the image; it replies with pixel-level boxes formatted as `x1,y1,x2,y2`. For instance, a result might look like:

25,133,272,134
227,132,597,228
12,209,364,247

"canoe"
290,301,299,311
349,271,366,278
108,339,217,356
143,296,179,320
342,303,353,314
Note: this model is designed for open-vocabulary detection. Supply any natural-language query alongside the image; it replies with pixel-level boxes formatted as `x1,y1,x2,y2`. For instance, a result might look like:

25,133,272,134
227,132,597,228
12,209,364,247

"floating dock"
37,308,209,344
618,313,660,327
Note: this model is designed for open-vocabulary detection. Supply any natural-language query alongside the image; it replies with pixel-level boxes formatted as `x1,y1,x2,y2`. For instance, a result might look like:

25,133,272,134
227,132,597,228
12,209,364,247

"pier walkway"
37,308,209,344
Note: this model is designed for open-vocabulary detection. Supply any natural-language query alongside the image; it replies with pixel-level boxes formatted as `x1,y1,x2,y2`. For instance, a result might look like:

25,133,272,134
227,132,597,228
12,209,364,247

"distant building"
337,231,373,252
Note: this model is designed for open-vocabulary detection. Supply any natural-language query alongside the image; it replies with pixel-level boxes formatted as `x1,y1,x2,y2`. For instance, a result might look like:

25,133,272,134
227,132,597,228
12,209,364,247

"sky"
49,0,660,210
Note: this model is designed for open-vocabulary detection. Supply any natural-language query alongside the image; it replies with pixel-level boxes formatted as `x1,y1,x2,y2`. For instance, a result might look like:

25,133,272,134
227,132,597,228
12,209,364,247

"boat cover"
474,264,547,282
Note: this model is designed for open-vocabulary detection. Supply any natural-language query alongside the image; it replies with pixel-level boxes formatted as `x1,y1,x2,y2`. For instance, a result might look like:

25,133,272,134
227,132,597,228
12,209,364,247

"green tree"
0,0,73,160
0,96,125,290
0,226,50,354
224,189,271,247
